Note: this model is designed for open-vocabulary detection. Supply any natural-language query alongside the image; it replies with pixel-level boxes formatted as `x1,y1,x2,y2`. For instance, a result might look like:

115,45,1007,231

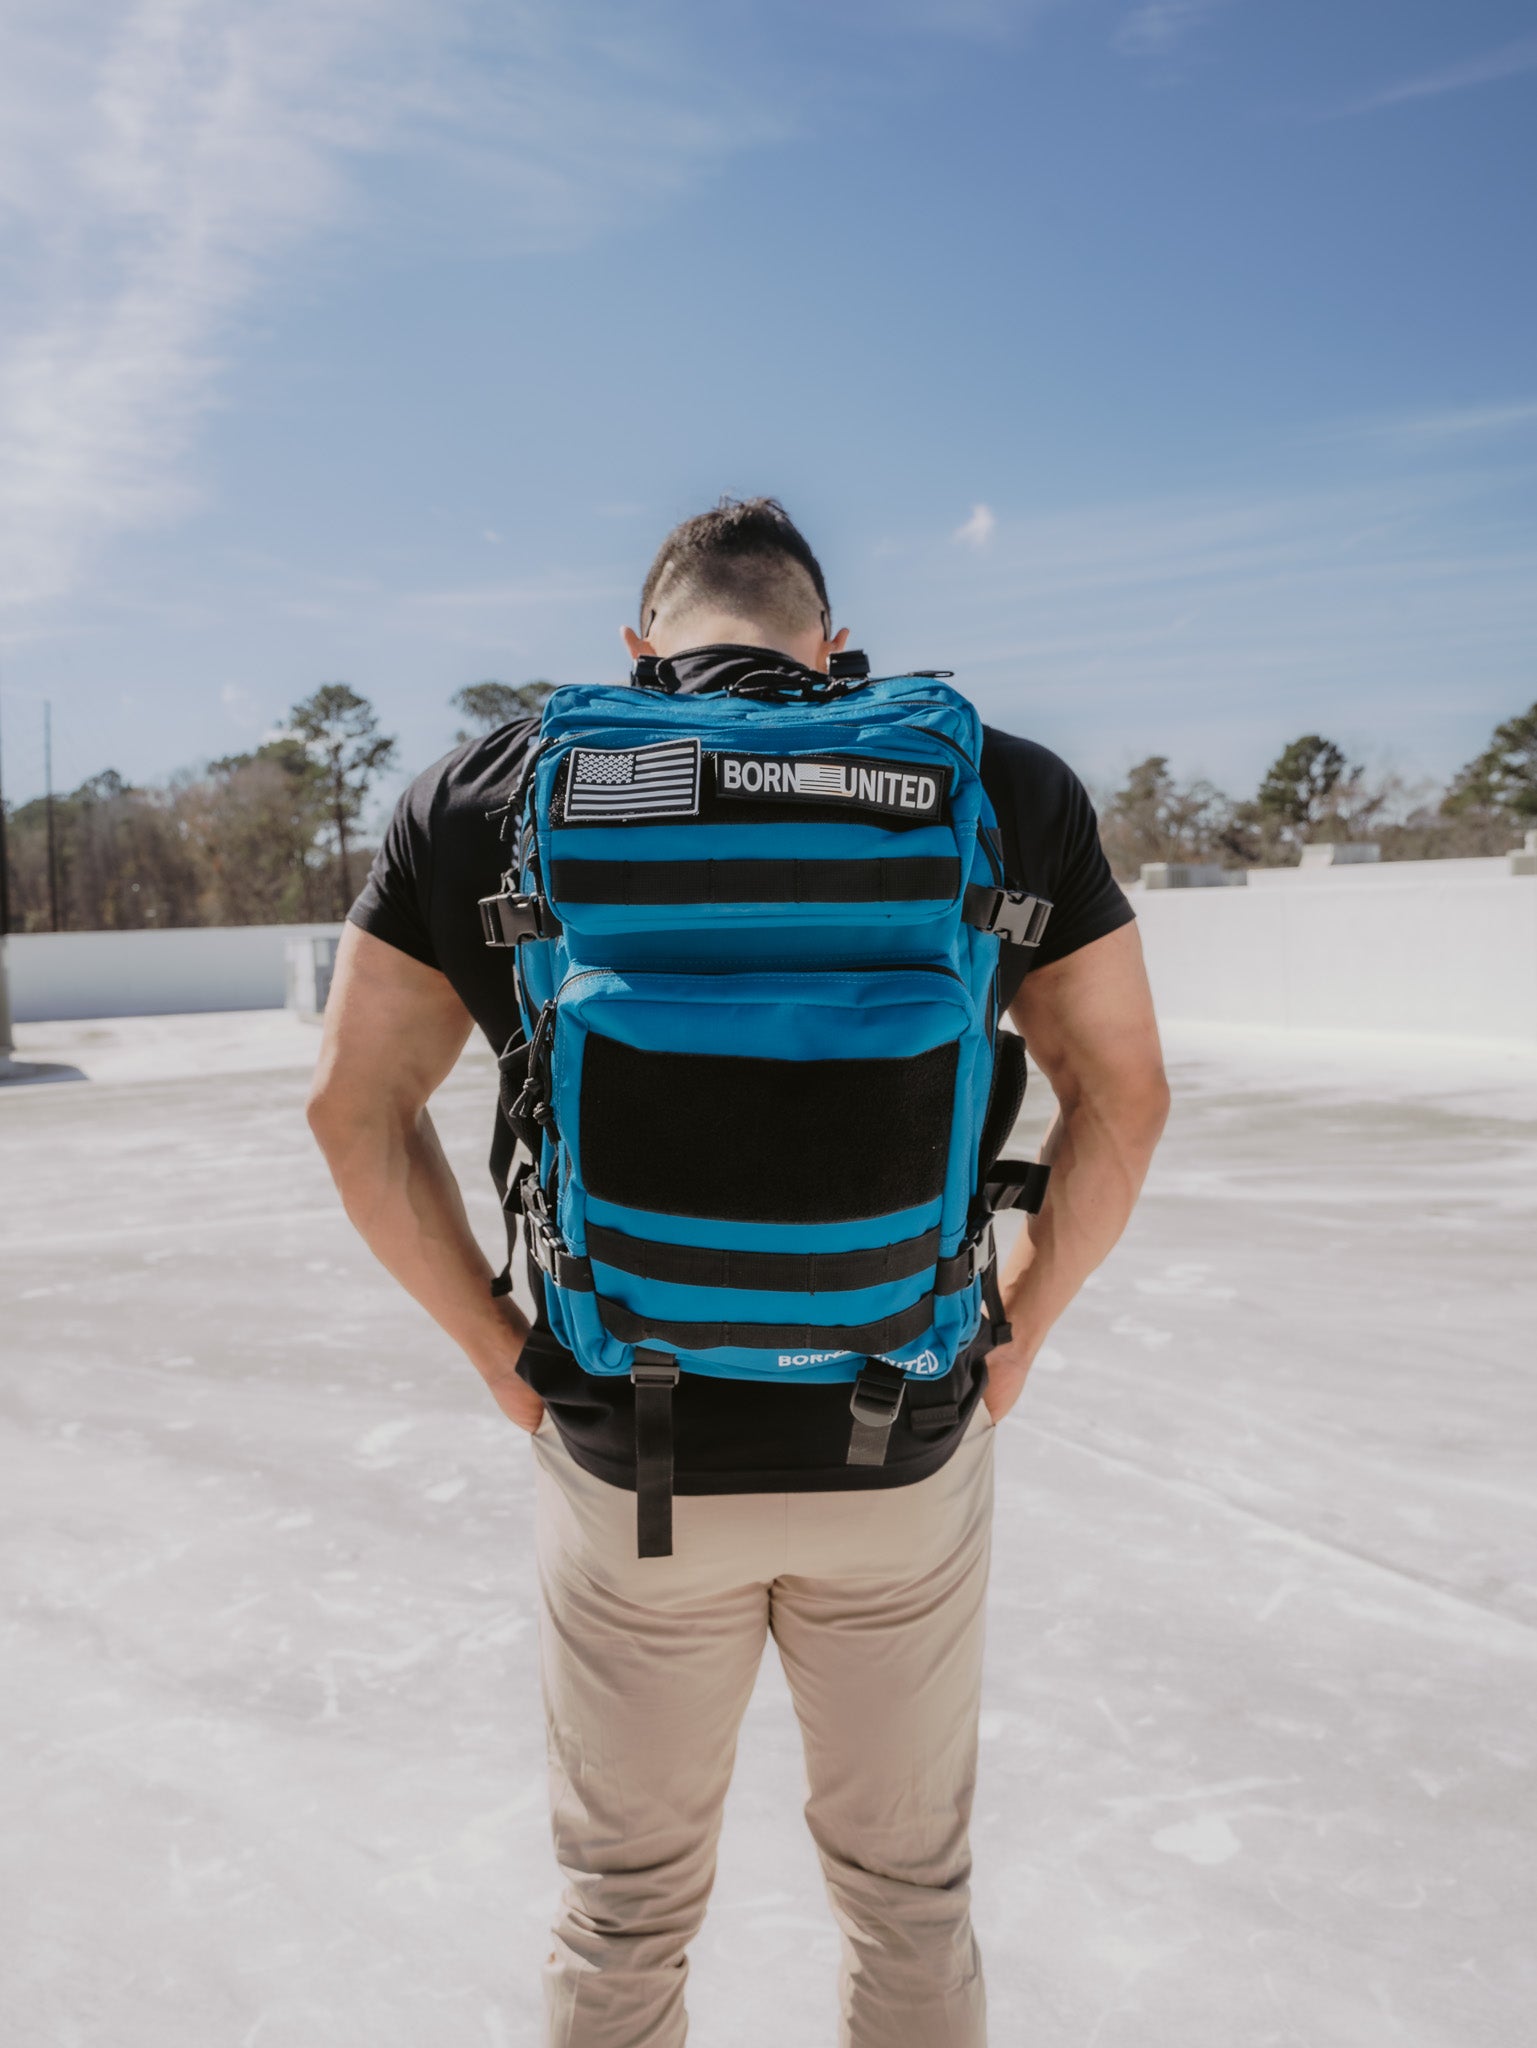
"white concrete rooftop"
3,1012,1535,2047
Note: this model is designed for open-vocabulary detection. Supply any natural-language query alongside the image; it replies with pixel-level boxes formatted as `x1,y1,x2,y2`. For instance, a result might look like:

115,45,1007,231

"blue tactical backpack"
481,648,1052,1555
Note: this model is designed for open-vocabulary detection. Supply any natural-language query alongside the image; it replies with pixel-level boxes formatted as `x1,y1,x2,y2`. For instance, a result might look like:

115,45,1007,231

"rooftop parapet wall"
4,923,345,1024
4,866,1536,1045
1132,866,1537,1044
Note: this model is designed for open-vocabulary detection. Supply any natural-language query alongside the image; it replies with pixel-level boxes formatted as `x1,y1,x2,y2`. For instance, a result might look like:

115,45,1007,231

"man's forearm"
989,1089,1164,1395
313,1100,532,1399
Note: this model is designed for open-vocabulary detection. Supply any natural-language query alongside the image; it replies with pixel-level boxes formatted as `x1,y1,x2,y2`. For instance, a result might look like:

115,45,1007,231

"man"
308,498,1168,2046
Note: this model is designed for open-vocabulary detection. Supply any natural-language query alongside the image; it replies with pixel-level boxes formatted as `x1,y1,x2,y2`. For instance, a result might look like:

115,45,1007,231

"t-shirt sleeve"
982,729,1135,1007
348,771,441,972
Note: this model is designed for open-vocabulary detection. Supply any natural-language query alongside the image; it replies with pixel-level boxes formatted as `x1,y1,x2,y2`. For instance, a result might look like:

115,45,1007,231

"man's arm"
984,921,1170,1421
306,922,541,1432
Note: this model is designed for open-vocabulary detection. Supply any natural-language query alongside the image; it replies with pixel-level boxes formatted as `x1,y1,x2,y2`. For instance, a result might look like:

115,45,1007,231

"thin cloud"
1334,30,1537,116
1114,0,1223,59
954,504,997,547
1357,400,1537,447
859,467,1537,788
0,0,779,617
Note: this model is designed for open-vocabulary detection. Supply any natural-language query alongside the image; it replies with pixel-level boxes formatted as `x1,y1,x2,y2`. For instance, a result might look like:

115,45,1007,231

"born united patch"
713,753,947,821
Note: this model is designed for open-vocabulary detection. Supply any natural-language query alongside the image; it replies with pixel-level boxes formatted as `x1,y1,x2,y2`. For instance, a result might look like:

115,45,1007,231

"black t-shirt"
349,654,1133,1495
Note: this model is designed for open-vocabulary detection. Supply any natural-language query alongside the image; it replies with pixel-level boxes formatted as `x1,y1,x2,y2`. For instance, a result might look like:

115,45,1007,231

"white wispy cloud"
954,503,997,547
0,0,777,618
1114,0,1224,59
1335,30,1537,115
1356,400,1537,447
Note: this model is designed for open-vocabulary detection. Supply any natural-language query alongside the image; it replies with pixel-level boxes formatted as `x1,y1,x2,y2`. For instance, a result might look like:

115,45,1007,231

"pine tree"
288,685,397,915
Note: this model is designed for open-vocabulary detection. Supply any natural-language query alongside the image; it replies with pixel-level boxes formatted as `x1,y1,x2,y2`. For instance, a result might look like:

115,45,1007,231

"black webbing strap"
549,855,961,907
585,1221,943,1294
987,1159,1052,1214
934,1226,994,1295
847,1359,907,1467
982,1258,1012,1349
598,1296,933,1356
979,1032,1028,1192
488,1100,519,1299
631,1350,680,1558
908,1396,961,1437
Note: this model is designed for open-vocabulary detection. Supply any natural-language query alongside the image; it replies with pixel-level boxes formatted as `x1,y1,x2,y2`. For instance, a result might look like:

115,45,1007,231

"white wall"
1133,870,1537,1044
5,924,345,1023
5,870,1536,1043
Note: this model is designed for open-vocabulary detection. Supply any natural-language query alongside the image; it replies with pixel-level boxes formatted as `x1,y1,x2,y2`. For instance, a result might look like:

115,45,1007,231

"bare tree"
1098,756,1248,877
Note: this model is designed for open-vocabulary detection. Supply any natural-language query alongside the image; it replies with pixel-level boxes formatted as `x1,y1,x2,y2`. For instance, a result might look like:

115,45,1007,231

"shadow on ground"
0,1059,87,1087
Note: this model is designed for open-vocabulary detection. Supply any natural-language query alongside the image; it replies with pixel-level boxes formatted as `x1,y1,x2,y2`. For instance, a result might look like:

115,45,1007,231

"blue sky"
1,0,1534,814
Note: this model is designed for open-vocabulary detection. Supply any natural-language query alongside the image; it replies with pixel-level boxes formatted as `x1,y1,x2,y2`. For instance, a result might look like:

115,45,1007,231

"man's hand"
479,1351,546,1435
980,1336,1035,1426
307,924,544,1434
981,921,1169,1426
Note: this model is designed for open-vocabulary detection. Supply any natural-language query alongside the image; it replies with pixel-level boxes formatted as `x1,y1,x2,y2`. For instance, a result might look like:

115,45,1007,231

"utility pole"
44,699,60,933
0,677,13,1060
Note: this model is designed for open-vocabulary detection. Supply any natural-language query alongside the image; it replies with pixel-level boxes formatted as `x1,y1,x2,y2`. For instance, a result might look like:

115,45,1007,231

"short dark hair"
639,497,830,640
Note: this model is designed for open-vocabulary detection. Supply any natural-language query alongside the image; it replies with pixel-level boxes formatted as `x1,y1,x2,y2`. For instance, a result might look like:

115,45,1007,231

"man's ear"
621,626,655,662
816,625,851,672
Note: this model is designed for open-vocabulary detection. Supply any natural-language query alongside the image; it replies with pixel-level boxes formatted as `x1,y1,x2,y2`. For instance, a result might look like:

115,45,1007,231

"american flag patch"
564,738,701,821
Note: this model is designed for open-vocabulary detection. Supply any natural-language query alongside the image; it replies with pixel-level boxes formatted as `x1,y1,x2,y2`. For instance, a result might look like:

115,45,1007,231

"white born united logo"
714,751,946,821
565,739,701,821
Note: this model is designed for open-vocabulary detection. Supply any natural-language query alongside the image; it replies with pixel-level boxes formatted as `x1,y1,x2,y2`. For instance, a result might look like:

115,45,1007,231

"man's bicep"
1008,921,1166,1112
311,923,474,1117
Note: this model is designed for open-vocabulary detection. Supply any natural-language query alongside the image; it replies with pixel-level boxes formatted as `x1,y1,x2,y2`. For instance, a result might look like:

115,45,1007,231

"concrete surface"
2,1013,1535,2047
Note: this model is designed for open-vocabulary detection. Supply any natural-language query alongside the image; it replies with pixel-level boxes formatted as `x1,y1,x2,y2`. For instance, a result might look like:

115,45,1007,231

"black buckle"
987,889,1053,948
519,1175,560,1278
827,647,872,682
959,1219,995,1285
478,888,560,948
630,656,682,694
849,1365,905,1429
631,1349,681,1389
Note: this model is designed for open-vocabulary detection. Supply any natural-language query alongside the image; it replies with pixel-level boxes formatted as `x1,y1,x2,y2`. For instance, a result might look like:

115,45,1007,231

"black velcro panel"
586,1220,942,1293
580,1033,958,1224
599,1295,934,1355
550,855,959,907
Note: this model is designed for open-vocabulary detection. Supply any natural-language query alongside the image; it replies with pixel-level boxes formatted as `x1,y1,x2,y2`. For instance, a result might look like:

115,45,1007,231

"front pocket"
545,967,988,1379
554,968,976,1227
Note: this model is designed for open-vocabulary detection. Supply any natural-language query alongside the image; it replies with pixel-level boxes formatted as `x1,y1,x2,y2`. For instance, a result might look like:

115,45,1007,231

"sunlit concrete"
3,1014,1534,2046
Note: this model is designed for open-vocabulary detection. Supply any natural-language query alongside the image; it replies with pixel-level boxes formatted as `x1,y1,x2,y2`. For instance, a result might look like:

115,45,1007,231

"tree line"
0,680,550,934
1096,711,1536,878
1,684,1532,930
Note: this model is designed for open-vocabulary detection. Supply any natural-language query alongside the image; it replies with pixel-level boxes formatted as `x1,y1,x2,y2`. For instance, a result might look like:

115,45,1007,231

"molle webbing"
598,1295,936,1357
549,855,960,907
585,1220,945,1294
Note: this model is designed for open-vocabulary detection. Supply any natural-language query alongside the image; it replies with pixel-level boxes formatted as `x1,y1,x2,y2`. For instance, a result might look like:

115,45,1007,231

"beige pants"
529,1397,997,2048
